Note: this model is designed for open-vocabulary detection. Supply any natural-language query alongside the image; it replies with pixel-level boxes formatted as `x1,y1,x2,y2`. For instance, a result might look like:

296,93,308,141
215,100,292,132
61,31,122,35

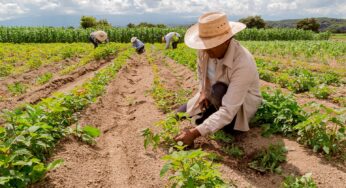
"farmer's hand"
174,128,201,146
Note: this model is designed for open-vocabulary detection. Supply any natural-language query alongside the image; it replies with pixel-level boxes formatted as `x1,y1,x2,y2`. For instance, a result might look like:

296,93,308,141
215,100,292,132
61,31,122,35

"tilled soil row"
0,56,115,111
34,53,169,188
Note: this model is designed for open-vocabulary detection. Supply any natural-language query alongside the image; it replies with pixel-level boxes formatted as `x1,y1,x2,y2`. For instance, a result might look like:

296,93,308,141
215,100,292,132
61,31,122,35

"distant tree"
156,24,167,28
80,16,97,29
97,19,112,27
127,23,136,28
126,22,167,28
239,16,266,29
296,18,320,32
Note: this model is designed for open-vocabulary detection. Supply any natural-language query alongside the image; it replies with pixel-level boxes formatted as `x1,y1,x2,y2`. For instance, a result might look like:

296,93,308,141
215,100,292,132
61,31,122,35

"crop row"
160,45,346,159
0,48,134,187
241,41,346,64
0,27,330,43
0,43,93,77
145,47,322,187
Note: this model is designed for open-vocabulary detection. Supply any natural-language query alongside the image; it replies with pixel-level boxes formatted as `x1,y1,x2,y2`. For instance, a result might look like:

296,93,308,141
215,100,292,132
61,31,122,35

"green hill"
267,17,346,33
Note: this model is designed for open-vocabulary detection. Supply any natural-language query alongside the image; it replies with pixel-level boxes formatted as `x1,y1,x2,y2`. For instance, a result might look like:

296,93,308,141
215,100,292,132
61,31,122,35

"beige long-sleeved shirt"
186,39,262,136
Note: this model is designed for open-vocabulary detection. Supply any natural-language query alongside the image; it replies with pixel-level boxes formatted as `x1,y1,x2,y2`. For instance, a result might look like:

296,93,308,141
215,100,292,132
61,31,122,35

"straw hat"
131,37,137,43
94,31,108,42
185,12,246,50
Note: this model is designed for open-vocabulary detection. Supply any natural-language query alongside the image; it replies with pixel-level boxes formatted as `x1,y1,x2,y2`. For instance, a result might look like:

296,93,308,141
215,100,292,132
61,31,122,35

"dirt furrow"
0,56,114,111
34,53,168,188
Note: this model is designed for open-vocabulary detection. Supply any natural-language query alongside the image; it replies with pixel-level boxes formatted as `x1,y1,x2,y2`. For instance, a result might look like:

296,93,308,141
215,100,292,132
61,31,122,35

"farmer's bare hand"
174,128,201,146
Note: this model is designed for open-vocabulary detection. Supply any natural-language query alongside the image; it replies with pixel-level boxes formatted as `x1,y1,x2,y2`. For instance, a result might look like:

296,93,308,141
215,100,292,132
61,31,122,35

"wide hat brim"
95,31,108,42
185,21,246,50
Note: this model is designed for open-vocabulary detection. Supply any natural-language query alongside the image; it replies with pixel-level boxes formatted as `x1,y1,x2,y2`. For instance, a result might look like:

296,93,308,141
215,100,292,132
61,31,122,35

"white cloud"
0,2,27,20
0,0,345,22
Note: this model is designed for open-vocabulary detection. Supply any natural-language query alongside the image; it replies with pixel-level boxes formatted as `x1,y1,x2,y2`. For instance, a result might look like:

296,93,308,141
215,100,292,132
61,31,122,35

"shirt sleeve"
196,60,256,136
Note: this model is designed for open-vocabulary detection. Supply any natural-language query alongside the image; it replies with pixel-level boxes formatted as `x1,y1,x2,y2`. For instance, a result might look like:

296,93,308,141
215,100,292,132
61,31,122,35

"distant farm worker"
162,32,181,49
89,30,109,48
131,37,145,54
174,12,262,146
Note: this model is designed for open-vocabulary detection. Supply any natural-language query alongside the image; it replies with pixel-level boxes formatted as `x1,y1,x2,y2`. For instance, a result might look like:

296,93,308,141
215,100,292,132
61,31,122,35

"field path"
34,53,169,188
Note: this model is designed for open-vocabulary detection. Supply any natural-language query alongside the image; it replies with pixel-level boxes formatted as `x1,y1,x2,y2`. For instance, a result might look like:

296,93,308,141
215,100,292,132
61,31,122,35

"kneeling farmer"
131,37,145,54
175,12,262,146
89,30,109,48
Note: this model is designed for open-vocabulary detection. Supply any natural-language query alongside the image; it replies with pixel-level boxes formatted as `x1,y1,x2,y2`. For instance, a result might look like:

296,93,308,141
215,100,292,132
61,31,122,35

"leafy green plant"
161,145,230,188
222,145,244,158
310,84,331,99
259,69,276,82
287,68,317,93
7,82,27,95
209,130,234,143
72,125,101,145
0,63,14,77
141,113,188,149
36,73,53,85
294,104,346,156
282,173,317,188
248,143,287,173
252,89,307,136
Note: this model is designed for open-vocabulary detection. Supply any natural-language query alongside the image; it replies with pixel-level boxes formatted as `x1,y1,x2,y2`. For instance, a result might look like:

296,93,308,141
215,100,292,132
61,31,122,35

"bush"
239,16,266,29
80,16,97,29
297,18,320,32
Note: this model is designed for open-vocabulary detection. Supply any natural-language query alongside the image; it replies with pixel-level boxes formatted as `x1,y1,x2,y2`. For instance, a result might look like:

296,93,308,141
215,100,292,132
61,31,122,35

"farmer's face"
205,39,231,59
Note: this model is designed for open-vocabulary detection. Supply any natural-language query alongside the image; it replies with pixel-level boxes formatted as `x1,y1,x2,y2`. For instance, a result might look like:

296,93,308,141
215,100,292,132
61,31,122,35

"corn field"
0,27,330,43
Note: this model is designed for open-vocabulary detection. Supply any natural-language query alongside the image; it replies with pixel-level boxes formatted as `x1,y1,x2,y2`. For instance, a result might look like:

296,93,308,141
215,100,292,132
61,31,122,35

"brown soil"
0,56,115,111
31,51,345,188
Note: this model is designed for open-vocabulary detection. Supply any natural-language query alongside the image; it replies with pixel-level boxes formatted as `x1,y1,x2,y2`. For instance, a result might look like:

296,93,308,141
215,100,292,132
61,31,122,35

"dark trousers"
89,36,99,48
177,82,237,133
137,46,145,54
172,42,178,49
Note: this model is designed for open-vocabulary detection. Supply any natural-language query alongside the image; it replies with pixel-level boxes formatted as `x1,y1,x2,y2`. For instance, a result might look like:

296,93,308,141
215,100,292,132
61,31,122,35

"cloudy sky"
0,0,345,26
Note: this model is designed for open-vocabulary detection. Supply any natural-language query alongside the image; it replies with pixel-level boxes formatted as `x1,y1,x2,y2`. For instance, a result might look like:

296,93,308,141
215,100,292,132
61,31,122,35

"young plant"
7,82,27,95
72,125,101,145
161,145,230,188
248,143,287,173
222,145,244,158
36,72,53,85
294,104,346,156
141,112,189,149
310,84,331,99
252,89,307,136
209,130,234,143
282,173,317,188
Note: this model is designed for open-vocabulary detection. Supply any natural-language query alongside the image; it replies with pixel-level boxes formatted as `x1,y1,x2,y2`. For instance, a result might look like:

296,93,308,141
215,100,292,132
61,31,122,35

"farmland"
0,29,345,188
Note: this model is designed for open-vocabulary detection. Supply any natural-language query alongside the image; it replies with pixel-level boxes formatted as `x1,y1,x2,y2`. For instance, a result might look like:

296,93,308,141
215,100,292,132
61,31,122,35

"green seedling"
282,173,317,188
222,145,244,158
73,125,101,145
36,72,53,85
7,82,27,95
248,143,287,173
210,130,234,143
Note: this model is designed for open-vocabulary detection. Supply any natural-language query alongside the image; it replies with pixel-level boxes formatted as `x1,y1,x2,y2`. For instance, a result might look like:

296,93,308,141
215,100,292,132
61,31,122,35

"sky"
0,0,345,26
